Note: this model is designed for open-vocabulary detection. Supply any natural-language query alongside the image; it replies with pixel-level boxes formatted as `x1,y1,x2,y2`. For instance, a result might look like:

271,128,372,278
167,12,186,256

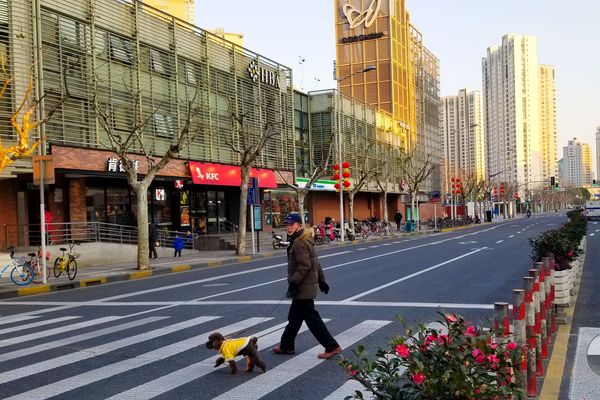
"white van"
585,200,600,220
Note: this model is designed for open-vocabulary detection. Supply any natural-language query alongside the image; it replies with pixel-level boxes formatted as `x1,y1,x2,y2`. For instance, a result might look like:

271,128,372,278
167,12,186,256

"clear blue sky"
195,0,599,174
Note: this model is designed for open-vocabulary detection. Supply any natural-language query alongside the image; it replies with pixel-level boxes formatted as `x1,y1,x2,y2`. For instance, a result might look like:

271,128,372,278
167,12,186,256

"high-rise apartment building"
596,126,600,182
441,89,485,194
539,64,557,181
482,34,548,191
563,138,592,187
144,0,195,24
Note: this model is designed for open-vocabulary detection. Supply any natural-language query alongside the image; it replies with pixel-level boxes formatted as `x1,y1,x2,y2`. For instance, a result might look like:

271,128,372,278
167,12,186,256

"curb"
0,231,432,300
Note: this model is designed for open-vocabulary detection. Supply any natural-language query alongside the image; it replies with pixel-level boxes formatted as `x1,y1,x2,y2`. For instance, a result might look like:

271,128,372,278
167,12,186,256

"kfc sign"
188,162,277,188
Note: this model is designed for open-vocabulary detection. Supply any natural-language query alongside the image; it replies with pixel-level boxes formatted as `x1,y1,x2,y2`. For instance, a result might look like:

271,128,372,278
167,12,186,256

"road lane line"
342,248,486,302
0,315,41,325
0,316,166,362
106,320,326,400
0,315,221,385
496,240,504,244
4,317,269,400
509,235,515,238
212,320,392,400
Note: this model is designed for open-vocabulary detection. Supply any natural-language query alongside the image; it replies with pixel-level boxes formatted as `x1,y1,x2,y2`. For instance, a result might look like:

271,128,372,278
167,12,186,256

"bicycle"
0,246,34,286
24,247,52,284
54,242,80,280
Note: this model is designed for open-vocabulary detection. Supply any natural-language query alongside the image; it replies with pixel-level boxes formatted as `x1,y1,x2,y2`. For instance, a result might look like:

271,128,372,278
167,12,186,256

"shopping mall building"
0,0,441,249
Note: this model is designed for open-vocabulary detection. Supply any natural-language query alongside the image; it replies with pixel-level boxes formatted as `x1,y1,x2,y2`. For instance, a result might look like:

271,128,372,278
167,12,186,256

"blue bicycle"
0,246,34,286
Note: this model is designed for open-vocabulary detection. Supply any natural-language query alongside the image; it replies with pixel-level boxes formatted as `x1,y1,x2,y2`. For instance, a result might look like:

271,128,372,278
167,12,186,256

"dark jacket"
149,223,157,243
394,212,403,223
287,228,325,300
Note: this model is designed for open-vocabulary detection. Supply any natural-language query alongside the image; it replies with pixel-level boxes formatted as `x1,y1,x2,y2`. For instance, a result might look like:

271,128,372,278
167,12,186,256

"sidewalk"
0,229,432,299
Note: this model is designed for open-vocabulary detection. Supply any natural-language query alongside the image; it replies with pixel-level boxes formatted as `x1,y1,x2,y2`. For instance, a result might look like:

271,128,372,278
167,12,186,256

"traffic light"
550,176,555,186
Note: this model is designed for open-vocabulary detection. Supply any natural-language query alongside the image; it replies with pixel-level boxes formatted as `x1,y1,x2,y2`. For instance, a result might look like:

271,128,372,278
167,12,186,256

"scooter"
526,210,532,218
313,225,331,246
333,226,356,241
271,231,290,249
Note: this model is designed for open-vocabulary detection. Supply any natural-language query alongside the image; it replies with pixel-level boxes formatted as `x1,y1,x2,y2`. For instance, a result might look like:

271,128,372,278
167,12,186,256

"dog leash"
227,294,289,339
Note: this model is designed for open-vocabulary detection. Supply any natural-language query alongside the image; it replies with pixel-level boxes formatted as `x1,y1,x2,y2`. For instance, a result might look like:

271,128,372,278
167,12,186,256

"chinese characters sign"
106,158,139,173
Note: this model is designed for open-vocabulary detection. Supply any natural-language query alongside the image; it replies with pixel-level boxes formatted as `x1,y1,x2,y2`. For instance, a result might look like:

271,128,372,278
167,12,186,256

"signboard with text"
295,177,337,191
188,162,277,188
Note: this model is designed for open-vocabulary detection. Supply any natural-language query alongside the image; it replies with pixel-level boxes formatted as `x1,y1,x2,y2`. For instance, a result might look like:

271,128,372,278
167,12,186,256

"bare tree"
347,142,378,231
227,96,281,256
398,149,435,230
93,84,201,270
277,143,334,226
457,170,481,218
374,145,398,225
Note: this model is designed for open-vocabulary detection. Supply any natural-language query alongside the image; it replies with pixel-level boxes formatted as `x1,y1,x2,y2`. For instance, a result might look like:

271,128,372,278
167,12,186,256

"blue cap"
285,214,302,224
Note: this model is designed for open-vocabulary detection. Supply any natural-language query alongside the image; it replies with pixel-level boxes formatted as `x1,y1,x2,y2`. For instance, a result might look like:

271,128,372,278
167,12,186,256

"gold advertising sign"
32,155,55,185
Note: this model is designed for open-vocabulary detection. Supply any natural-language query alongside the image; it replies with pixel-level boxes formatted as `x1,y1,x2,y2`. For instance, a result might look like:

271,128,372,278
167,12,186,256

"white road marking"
106,320,327,400
202,283,229,287
509,235,515,238
342,248,486,302
590,233,595,237
356,248,368,251
323,380,365,400
496,240,504,244
0,315,80,335
0,315,221,385
458,241,477,244
3,317,269,400
0,316,166,362
0,315,41,325
368,245,380,248
0,316,120,347
595,229,599,233
382,243,392,246
212,320,392,400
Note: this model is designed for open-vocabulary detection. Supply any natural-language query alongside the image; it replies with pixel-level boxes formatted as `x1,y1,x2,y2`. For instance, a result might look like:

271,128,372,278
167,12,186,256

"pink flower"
490,343,498,351
465,325,477,337
474,388,481,394
395,344,410,358
487,354,500,364
506,341,518,351
567,249,573,257
472,349,485,364
437,334,450,345
411,371,425,385
346,365,357,376
445,313,458,323
424,334,437,347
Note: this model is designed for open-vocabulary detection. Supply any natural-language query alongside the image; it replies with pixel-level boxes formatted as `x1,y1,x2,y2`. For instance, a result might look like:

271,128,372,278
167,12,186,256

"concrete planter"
554,269,573,306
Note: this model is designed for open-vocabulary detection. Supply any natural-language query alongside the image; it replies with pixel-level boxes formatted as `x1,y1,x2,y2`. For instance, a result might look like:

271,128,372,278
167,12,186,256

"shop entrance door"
206,191,226,233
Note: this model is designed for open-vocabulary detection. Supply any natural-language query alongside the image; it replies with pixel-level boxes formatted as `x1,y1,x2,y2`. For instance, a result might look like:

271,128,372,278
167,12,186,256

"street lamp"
335,65,376,241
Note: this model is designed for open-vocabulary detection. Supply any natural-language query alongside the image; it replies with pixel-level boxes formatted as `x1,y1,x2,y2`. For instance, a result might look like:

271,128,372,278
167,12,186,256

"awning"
188,162,277,188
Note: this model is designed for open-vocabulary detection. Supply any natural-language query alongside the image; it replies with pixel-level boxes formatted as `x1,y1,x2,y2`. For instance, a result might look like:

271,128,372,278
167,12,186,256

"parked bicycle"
25,247,52,284
0,246,34,286
54,242,80,280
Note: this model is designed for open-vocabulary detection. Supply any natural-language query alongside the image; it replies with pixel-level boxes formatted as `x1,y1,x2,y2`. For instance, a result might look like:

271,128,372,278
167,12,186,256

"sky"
195,0,600,175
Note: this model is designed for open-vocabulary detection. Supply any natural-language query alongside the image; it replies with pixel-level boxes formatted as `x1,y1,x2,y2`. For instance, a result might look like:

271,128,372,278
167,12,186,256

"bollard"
542,257,553,344
493,302,510,337
547,253,557,333
529,268,543,377
524,276,537,397
512,289,527,397
535,262,548,359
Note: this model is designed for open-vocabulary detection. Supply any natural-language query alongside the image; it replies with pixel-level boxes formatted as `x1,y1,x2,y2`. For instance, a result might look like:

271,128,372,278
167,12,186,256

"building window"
109,35,133,64
153,114,175,138
149,48,171,76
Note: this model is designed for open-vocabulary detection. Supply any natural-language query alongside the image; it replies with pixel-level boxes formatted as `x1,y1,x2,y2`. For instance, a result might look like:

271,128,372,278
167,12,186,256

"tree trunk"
410,191,417,226
236,164,251,256
298,189,307,225
348,191,355,231
382,190,388,224
134,183,150,270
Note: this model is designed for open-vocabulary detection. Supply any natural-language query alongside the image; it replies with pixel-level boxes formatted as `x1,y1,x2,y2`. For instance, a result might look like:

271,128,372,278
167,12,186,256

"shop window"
153,187,171,226
86,188,105,222
106,188,131,225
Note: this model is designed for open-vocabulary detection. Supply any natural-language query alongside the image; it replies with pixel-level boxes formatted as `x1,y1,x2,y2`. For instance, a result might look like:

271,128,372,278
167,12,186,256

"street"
0,214,572,399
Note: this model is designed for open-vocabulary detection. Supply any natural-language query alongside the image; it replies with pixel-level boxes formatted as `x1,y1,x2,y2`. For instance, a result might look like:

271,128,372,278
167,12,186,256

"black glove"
286,282,300,298
318,280,330,294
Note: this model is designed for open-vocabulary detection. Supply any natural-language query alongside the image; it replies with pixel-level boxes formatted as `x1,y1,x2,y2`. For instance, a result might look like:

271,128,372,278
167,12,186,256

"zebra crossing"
0,311,431,399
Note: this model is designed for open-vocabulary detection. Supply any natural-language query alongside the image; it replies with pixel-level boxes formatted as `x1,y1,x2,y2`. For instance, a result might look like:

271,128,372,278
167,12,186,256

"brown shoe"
273,346,295,355
318,346,342,359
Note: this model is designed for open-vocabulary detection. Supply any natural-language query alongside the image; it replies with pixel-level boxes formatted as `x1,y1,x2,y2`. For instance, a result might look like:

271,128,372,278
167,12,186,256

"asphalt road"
0,213,570,400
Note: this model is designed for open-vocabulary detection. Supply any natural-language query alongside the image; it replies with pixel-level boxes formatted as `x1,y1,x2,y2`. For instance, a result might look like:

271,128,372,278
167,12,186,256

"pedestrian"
173,233,184,257
394,210,403,231
273,213,342,359
149,221,158,259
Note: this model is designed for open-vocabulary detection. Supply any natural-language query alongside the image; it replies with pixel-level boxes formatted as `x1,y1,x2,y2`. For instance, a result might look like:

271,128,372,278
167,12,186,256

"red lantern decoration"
342,161,351,168
334,183,341,190
343,181,351,188
333,173,340,180
456,177,461,182
333,164,340,170
451,177,455,182
342,171,350,178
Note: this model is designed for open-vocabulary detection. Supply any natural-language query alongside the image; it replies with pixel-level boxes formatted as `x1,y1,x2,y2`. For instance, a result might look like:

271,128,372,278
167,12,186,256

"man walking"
273,214,342,359
394,210,403,231
148,221,158,259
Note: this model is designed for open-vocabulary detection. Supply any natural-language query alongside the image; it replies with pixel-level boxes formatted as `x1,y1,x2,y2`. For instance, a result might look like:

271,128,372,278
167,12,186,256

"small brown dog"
205,332,267,374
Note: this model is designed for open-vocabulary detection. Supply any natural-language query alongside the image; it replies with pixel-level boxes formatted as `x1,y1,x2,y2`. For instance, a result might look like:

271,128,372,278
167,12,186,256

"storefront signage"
296,177,337,191
189,162,277,188
174,180,184,189
342,0,381,29
340,32,385,44
107,158,139,173
155,188,166,201
247,60,280,89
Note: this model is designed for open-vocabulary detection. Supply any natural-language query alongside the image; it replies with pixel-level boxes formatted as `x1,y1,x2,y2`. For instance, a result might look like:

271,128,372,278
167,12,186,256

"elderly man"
273,213,342,359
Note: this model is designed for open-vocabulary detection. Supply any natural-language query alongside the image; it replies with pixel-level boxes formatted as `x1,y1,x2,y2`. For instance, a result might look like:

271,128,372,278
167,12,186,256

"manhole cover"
588,334,600,376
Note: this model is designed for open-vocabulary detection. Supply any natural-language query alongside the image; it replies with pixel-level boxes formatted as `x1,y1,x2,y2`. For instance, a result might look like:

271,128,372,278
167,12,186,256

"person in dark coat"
148,221,158,259
394,211,403,231
273,214,342,360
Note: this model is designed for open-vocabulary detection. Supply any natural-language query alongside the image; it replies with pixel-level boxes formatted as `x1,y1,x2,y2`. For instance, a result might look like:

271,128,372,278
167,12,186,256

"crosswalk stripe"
322,380,365,400
0,316,122,348
0,315,221,385
107,319,329,400
0,316,80,336
6,317,270,400
0,315,41,325
0,316,167,362
212,320,392,400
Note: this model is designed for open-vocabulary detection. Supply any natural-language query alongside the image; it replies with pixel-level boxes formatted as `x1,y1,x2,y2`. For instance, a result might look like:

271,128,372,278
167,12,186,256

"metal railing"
156,229,195,250
217,218,238,236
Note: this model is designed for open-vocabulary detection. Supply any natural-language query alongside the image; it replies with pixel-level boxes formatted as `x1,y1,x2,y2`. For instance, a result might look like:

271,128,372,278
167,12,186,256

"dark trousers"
174,249,181,257
280,299,339,352
149,243,157,259
396,221,401,231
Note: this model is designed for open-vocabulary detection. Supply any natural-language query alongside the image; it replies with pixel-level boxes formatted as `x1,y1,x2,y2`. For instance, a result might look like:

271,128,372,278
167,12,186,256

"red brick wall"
419,203,443,220
0,180,18,249
69,178,87,224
